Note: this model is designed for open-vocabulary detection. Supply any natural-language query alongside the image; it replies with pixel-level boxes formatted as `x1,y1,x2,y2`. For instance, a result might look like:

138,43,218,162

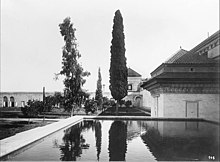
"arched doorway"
3,96,8,107
10,96,15,107
134,96,142,107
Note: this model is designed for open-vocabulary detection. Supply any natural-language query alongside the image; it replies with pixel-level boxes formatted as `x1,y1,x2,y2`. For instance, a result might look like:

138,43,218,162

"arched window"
10,96,15,107
3,96,8,107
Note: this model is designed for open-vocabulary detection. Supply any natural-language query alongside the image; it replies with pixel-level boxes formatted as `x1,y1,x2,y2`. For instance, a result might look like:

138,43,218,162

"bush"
84,99,97,115
110,99,116,107
44,96,56,112
21,100,44,117
125,100,132,107
102,97,111,109
119,100,125,106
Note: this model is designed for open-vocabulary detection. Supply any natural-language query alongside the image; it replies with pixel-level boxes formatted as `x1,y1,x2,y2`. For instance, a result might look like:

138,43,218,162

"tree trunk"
70,105,74,116
115,101,119,116
70,108,73,116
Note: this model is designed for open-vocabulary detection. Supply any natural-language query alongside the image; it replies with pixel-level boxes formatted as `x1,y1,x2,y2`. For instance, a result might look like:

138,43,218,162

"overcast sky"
1,0,219,92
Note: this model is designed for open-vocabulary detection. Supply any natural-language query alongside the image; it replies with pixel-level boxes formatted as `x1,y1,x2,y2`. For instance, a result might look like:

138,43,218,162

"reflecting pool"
9,120,219,161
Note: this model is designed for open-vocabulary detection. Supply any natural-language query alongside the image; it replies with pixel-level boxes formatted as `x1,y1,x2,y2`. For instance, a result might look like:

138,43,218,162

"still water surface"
10,120,219,161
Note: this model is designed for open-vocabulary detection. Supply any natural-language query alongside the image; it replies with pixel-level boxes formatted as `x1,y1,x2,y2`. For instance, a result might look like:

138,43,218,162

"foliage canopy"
58,17,90,112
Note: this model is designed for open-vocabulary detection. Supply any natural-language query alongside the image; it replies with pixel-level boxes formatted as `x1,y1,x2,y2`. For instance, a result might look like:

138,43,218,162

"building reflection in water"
108,121,127,161
10,119,219,161
55,120,219,161
141,121,219,161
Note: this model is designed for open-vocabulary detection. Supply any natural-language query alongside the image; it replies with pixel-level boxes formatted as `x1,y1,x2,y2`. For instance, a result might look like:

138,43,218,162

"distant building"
89,68,144,106
141,30,220,122
88,92,112,100
0,92,54,108
123,68,144,107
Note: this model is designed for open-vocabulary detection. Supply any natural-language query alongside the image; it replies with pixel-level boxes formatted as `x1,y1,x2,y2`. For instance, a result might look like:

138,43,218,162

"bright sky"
1,0,219,92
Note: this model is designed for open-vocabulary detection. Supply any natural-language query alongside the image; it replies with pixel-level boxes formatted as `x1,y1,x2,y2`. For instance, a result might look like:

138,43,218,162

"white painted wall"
163,94,186,118
128,77,142,92
162,93,219,122
150,94,164,117
141,90,153,109
158,94,164,117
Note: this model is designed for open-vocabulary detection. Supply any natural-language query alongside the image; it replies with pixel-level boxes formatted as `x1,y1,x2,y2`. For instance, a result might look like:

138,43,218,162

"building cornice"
149,83,219,95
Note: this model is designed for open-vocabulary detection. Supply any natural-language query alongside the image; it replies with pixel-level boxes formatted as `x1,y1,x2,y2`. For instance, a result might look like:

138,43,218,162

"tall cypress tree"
58,17,90,114
109,10,128,115
95,67,103,109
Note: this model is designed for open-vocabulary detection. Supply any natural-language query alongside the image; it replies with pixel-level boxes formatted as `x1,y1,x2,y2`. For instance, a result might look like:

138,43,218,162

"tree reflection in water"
95,121,102,161
108,121,127,161
59,120,94,161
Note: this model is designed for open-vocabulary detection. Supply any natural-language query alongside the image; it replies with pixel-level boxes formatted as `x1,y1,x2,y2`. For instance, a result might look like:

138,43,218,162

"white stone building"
123,68,144,107
141,30,220,122
0,92,54,108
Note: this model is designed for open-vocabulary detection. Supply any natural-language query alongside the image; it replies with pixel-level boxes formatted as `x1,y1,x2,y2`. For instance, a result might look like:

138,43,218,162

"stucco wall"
149,94,164,117
123,92,142,107
0,92,54,107
163,93,219,122
163,94,186,118
158,94,164,117
128,77,142,92
141,90,153,109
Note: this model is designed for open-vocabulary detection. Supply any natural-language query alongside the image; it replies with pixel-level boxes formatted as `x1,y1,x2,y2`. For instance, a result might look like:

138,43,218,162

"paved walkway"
0,118,62,122
0,116,84,159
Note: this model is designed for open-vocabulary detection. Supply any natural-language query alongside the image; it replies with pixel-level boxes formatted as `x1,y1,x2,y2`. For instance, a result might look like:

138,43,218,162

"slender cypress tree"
58,17,90,114
109,10,128,115
95,67,103,109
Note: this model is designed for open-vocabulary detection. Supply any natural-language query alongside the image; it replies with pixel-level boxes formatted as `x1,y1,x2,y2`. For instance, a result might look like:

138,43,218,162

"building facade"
0,92,54,108
123,68,144,107
141,30,220,122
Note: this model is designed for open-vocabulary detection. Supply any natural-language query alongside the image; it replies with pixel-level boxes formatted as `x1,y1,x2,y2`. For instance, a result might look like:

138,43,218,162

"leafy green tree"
95,67,103,109
57,17,90,113
109,10,128,115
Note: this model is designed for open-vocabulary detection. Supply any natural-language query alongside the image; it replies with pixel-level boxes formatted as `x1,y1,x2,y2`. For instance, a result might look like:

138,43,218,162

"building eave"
141,72,220,91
